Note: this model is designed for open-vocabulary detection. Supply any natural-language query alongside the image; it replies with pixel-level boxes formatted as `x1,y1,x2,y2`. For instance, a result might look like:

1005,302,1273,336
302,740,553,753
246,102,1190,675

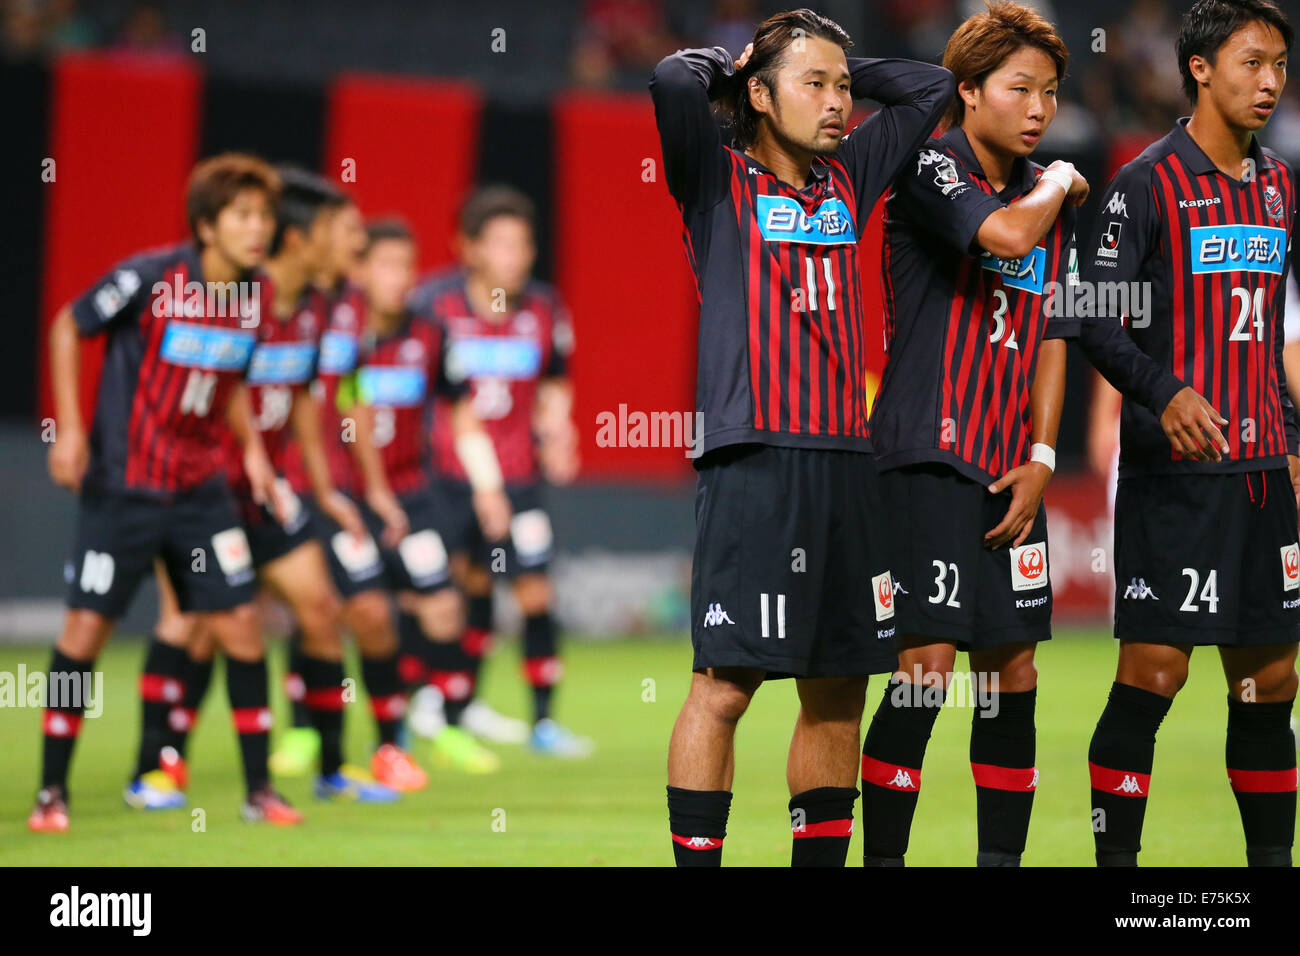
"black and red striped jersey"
222,280,328,497
870,127,1077,485
650,48,953,455
69,242,259,495
349,312,466,495
1078,118,1300,477
283,281,365,496
410,270,573,485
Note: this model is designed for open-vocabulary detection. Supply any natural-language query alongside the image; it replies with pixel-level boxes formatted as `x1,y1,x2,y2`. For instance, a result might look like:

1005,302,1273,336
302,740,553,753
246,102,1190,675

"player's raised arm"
649,46,734,208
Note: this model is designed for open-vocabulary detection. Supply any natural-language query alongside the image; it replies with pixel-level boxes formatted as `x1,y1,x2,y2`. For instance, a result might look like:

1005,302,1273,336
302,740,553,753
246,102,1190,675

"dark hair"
458,185,536,239
720,8,852,149
364,217,415,253
185,153,280,246
1177,0,1292,103
269,166,346,256
942,1,1069,129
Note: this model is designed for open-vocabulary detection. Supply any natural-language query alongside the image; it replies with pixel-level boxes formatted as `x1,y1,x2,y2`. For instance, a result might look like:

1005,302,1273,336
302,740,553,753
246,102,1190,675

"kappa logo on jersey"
1123,577,1159,600
1265,185,1285,221
357,366,427,407
1178,196,1221,209
246,341,318,385
317,330,358,374
1113,774,1144,795
702,603,735,627
1096,221,1123,260
1281,543,1300,592
915,148,965,196
754,194,856,245
447,336,544,381
1104,192,1129,218
1190,224,1285,275
1009,543,1048,591
158,322,257,371
980,245,1047,295
871,571,896,622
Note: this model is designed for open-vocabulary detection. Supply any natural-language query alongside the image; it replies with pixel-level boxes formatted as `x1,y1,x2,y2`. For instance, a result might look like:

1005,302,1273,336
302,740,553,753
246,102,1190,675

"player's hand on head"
473,488,512,542
734,42,752,72
322,489,366,543
365,488,409,549
1066,167,1089,206
985,461,1052,550
48,425,89,493
1160,387,1229,462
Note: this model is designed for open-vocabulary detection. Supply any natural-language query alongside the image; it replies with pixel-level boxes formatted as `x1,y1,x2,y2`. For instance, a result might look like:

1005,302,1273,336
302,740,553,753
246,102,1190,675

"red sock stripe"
43,709,82,738
167,706,196,732
429,670,474,701
1227,767,1299,793
1088,761,1150,797
523,656,561,688
461,627,492,658
231,706,272,734
370,692,407,720
861,755,921,791
139,672,184,703
671,833,723,851
971,762,1039,791
304,686,347,711
792,818,854,838
397,655,427,686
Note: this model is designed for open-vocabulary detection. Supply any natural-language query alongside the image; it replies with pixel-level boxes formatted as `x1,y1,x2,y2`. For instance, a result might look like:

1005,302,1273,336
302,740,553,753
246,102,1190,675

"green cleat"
429,725,501,774
269,727,320,777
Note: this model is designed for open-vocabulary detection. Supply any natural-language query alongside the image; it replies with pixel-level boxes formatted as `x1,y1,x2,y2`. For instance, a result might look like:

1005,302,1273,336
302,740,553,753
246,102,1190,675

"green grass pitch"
0,629,1271,865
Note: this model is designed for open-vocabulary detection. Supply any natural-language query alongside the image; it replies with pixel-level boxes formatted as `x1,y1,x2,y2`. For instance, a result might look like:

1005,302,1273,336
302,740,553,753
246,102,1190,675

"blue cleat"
313,764,401,803
529,718,595,759
124,770,187,810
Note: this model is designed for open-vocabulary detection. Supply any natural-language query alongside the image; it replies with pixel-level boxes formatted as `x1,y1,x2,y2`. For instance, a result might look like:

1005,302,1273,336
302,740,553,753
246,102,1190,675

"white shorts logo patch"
331,531,381,577
1282,543,1300,592
871,571,895,622
1010,542,1048,591
398,529,448,581
510,509,553,563
212,528,253,577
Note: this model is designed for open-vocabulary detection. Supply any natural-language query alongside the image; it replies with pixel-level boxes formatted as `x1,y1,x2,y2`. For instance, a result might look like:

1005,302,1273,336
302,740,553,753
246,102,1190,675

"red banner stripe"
304,687,347,711
1227,767,1299,793
971,762,1038,791
792,818,854,838
42,709,83,738
231,707,272,734
369,693,407,720
139,673,184,704
1088,761,1150,797
670,833,723,851
861,755,921,791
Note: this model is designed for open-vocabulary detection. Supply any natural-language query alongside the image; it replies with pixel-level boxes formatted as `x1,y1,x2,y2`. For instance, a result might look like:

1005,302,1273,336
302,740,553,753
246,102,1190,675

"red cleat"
28,786,70,833
159,746,188,790
241,787,303,826
371,743,428,792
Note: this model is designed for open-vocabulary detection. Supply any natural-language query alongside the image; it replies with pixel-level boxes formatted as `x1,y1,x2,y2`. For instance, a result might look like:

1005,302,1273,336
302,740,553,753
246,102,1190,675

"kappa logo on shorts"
703,603,735,628
1009,543,1048,591
211,528,253,582
1281,543,1300,592
871,571,895,622
1123,577,1159,600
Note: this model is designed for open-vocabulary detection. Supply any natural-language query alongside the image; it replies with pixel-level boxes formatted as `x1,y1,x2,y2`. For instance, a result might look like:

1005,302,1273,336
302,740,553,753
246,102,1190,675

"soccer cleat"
241,787,304,825
159,745,188,790
462,700,530,744
269,726,320,777
529,719,595,759
429,725,501,774
314,764,401,803
123,770,187,810
27,786,70,833
371,744,428,792
406,685,446,740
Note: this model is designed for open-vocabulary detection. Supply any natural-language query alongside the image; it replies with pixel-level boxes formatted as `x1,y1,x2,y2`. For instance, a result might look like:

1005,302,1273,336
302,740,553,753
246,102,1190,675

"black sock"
361,653,404,746
522,612,560,724
302,655,345,776
41,649,95,792
165,653,213,757
286,629,311,730
970,688,1037,866
461,592,494,701
860,678,944,865
1088,681,1172,866
226,656,271,795
396,612,429,691
424,637,473,726
789,787,858,867
667,786,731,866
134,638,189,779
1226,696,1296,867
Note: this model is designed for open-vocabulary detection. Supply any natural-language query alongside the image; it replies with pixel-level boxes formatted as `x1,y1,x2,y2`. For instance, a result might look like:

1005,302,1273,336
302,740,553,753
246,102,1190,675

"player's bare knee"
208,603,264,661
691,670,759,723
347,592,395,653
58,609,114,659
420,589,464,642
514,575,550,616
1235,663,1300,702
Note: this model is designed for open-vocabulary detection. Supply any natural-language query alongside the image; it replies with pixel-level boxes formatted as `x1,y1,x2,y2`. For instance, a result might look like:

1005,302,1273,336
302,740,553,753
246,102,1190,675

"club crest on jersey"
1282,543,1300,592
447,336,543,381
357,366,427,407
1191,224,1285,275
980,246,1046,295
915,148,966,196
755,195,856,245
1265,185,1285,221
1010,543,1048,591
158,321,256,371
317,330,358,374
246,341,318,385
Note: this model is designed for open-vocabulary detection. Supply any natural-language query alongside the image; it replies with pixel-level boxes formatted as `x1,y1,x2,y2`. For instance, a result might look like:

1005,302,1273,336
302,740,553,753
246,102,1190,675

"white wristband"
1038,167,1073,197
1030,443,1056,472
455,431,504,492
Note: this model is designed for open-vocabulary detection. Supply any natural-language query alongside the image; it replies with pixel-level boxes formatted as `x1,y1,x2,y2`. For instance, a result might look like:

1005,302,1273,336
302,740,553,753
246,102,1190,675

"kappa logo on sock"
686,836,720,849
887,769,917,790
1029,768,1040,789
1113,774,1144,795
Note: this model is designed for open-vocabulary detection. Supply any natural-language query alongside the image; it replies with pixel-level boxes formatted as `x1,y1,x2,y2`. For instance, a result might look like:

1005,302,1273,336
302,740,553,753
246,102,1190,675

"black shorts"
436,478,553,576
237,483,315,569
879,463,1052,650
690,443,897,679
1114,469,1300,646
314,493,387,599
65,479,257,617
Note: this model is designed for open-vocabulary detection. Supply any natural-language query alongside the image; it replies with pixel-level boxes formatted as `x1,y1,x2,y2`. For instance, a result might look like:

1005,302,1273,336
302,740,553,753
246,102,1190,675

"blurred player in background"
408,186,591,758
31,155,297,830
861,2,1082,868
651,9,954,866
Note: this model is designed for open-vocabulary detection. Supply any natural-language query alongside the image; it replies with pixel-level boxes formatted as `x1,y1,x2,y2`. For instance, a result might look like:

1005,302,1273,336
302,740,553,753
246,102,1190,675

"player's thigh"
1115,641,1194,699
65,485,160,621
1220,642,1300,701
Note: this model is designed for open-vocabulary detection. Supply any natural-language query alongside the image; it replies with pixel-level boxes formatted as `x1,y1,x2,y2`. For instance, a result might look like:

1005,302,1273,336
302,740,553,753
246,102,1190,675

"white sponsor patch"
1010,542,1048,591
331,531,380,575
398,529,448,580
510,509,553,562
212,527,253,577
871,571,895,622
1282,542,1300,592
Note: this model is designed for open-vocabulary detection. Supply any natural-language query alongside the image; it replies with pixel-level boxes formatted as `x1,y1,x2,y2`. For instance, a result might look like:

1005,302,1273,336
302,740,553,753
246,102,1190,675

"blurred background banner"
6,0,1292,637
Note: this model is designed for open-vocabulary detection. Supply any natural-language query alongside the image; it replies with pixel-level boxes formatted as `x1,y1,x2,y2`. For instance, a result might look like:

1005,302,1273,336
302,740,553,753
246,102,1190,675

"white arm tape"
1038,167,1073,197
1030,443,1056,472
456,431,504,492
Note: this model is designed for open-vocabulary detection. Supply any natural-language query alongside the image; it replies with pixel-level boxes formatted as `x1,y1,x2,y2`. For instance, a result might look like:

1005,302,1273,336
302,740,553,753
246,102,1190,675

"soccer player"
409,186,590,757
30,154,301,830
1076,0,1299,866
347,218,514,774
861,2,1084,867
651,10,954,866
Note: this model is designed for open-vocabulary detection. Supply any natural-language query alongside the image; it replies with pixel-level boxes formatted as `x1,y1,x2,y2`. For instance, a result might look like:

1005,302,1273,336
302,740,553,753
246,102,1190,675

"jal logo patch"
1282,543,1299,592
1010,542,1048,591
211,527,253,579
871,571,895,622
755,194,856,245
